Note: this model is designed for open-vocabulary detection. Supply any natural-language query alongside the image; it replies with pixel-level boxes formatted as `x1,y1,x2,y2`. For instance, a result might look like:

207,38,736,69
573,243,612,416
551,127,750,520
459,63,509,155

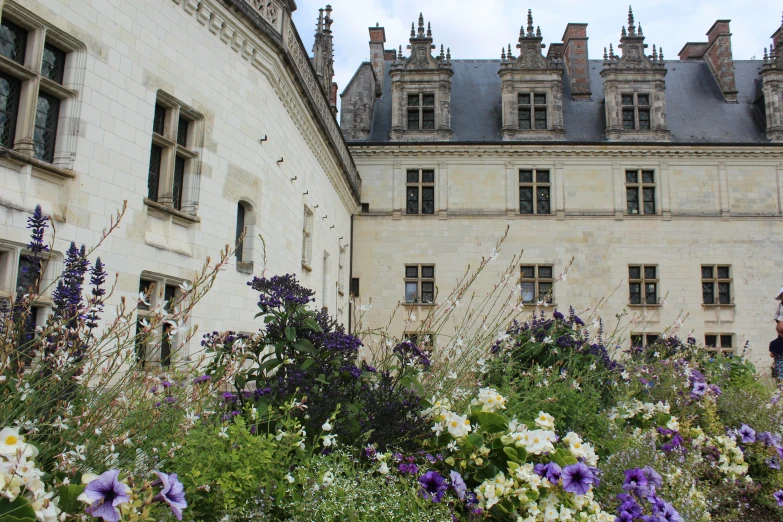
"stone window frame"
629,264,659,306
519,168,551,215
630,332,660,349
136,273,185,369
405,92,436,130
704,333,734,355
321,250,330,312
406,168,436,215
620,92,651,130
404,264,435,305
625,169,657,216
519,264,555,304
0,2,85,171
337,245,346,296
701,265,733,306
301,205,314,271
518,91,548,130
145,91,203,218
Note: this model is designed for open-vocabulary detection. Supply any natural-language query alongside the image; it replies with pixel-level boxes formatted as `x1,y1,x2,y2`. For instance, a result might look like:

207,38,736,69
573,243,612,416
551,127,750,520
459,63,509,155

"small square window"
625,171,638,184
422,94,435,106
407,94,419,107
705,335,717,347
717,266,730,279
536,171,550,183
520,266,534,279
407,170,419,183
644,266,656,279
538,266,552,279
621,94,634,106
518,93,531,105
520,264,554,303
406,266,418,278
176,117,189,147
641,171,654,184
637,94,649,105
422,170,435,183
0,18,27,64
421,266,434,278
629,266,641,280
41,43,66,84
534,93,546,104
702,266,714,279
519,170,533,183
720,335,732,348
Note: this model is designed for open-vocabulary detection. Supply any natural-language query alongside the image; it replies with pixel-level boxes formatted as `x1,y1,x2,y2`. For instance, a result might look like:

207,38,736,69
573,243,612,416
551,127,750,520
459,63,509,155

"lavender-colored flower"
82,470,131,522
691,381,708,397
153,472,187,520
774,490,783,507
248,274,315,311
659,502,681,522
738,424,756,444
538,462,561,484
757,431,781,448
193,374,211,384
449,471,466,500
616,511,634,522
642,466,662,488
553,309,564,320
618,498,643,518
766,457,781,470
623,468,648,494
418,471,447,503
398,463,418,475
561,462,594,495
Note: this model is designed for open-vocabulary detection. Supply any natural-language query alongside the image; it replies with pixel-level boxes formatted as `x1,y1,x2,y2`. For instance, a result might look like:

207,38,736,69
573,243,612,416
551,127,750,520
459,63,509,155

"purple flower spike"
449,470,467,500
561,462,594,495
153,472,187,520
418,471,447,503
82,470,131,522
738,424,756,444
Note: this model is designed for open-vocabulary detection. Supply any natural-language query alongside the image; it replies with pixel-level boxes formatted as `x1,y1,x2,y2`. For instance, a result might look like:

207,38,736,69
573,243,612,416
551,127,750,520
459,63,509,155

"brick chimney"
561,23,591,99
677,42,708,60
368,24,386,97
704,20,738,102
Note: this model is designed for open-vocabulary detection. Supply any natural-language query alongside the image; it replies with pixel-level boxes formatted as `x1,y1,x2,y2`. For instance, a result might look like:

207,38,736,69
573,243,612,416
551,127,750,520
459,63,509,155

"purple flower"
449,471,466,500
616,512,634,522
553,309,564,320
642,466,662,488
535,462,561,484
766,457,781,470
659,502,681,522
774,490,783,507
738,424,756,444
193,375,211,384
691,382,708,397
82,470,131,522
418,471,447,503
623,468,648,495
153,472,187,520
561,462,594,495
398,463,418,475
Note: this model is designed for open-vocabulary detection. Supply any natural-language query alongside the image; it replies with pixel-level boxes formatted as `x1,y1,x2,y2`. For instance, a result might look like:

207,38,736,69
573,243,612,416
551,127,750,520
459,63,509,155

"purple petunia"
691,381,708,397
398,463,418,475
623,468,648,495
418,471,447,503
561,462,594,495
774,490,783,507
153,472,187,520
449,470,467,500
737,424,756,444
82,470,131,522
642,466,662,488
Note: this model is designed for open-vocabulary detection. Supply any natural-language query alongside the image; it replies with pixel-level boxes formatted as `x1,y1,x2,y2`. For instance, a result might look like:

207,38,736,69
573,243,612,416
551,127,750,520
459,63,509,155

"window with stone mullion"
625,170,656,215
406,169,435,215
520,265,554,304
518,93,548,130
0,72,20,148
406,93,435,130
519,169,550,215
629,265,658,305
701,265,732,305
404,264,435,304
621,93,651,130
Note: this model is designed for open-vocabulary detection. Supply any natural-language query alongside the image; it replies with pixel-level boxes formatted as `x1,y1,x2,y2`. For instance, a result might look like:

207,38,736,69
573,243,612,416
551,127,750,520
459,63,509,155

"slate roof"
361,59,768,144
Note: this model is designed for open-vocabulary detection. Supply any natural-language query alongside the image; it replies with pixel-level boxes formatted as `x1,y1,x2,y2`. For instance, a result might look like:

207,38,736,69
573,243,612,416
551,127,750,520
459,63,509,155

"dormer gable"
499,10,565,141
600,6,670,142
761,12,783,142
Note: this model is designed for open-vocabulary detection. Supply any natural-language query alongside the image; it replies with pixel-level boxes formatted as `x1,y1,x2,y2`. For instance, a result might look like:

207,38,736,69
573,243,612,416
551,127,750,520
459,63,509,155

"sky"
291,0,781,115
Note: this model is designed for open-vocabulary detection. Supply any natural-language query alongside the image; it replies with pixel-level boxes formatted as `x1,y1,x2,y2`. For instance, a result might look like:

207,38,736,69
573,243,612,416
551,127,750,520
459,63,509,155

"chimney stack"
677,42,708,60
368,24,386,97
681,20,737,101
561,23,591,99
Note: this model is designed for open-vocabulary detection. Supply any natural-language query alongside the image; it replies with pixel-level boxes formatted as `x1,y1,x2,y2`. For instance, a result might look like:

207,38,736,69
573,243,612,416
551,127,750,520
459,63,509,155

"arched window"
235,201,246,262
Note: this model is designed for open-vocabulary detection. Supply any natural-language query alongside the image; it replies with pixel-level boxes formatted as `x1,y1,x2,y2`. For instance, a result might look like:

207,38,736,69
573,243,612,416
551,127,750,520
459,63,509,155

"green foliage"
0,496,37,522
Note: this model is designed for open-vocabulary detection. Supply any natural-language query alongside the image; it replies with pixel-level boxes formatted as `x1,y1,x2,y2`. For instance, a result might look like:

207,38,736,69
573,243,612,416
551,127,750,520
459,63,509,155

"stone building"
341,9,783,368
0,0,359,366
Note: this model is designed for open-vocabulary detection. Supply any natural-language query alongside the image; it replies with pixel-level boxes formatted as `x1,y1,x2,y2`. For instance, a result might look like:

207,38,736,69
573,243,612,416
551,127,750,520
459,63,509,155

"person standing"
772,287,783,380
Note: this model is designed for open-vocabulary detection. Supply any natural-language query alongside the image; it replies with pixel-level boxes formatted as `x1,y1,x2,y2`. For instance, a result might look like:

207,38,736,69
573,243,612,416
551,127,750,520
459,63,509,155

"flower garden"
2,208,783,521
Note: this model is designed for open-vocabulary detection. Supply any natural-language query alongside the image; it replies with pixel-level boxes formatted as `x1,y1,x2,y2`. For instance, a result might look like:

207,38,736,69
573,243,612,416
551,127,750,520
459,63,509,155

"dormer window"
406,93,435,130
621,93,650,130
518,93,548,130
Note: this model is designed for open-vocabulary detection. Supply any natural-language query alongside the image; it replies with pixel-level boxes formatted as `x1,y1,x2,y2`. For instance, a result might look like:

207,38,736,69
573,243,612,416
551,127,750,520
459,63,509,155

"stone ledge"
237,261,254,274
0,148,76,180
143,198,201,223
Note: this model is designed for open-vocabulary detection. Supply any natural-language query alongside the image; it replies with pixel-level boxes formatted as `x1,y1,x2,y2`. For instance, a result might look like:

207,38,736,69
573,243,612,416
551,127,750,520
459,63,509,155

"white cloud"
292,0,781,114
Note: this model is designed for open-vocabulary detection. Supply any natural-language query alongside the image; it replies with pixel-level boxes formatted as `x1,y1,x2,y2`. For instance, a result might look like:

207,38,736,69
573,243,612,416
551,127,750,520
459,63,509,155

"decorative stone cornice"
172,0,361,207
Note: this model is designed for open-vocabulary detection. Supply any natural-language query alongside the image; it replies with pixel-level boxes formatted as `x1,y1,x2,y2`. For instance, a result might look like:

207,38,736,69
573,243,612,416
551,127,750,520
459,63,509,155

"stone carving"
247,0,280,31
761,14,783,141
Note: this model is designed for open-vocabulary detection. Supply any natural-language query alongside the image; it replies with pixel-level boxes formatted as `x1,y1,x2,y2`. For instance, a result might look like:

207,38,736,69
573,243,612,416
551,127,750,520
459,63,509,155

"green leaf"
475,411,508,433
284,327,296,342
303,318,323,333
503,446,520,463
293,338,314,354
474,463,501,481
315,374,329,385
551,450,567,468
58,484,87,515
0,496,37,522
468,434,484,448
300,358,315,370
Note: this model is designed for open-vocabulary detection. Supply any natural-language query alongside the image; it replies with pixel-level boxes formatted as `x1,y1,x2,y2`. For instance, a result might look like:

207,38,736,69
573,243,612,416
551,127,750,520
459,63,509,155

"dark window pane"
422,170,435,183
0,19,26,64
421,266,434,278
519,170,533,183
646,334,660,346
638,110,650,129
407,109,419,130
622,109,635,129
405,281,417,303
644,266,656,279
518,93,531,105
153,104,166,135
720,335,732,348
405,266,418,278
406,187,419,214
148,145,162,201
538,266,552,279
173,156,185,210
519,187,533,214
625,170,638,184
164,284,177,312
533,93,546,104
521,266,534,279
629,283,641,304
422,109,434,129
702,266,714,279
177,117,189,147
518,108,531,129
642,188,655,214
645,283,657,304
16,255,40,295
0,73,20,148
629,266,641,280
407,170,419,183
536,170,550,183
421,187,435,214
538,282,552,300
422,94,434,106
33,94,60,162
407,94,419,107
520,282,535,303
641,171,655,184
41,43,66,83
135,319,148,367
421,282,434,303
621,94,634,106
631,335,643,347
161,322,172,367
350,278,360,297
705,335,717,347
718,283,730,304
138,280,153,310
235,202,245,262
702,282,715,304
537,187,550,214
534,108,547,129
637,94,649,105
626,187,639,214
717,266,730,279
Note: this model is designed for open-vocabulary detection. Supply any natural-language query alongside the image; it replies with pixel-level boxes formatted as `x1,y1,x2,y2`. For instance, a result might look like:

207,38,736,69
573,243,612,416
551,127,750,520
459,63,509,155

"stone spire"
311,5,335,96
393,13,451,71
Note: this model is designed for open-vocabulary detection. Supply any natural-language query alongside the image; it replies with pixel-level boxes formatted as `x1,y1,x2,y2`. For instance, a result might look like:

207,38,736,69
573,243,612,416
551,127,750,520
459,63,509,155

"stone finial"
316,8,323,35
609,43,615,59
638,23,643,37
398,45,403,59
604,46,608,60
446,47,451,62
652,44,657,61
439,44,445,60
418,13,425,37
536,26,541,38
659,47,664,60
527,9,534,37
508,43,513,59
501,46,506,61
427,22,432,38
621,26,627,37
410,23,415,37
628,5,636,35
765,47,769,62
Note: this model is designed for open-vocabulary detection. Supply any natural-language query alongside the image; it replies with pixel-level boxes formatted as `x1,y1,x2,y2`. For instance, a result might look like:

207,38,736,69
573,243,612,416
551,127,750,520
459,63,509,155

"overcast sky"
292,0,780,114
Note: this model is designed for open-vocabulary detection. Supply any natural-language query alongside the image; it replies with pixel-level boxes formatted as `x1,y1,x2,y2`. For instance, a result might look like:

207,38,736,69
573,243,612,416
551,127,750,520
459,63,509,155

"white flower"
534,412,555,430
666,417,680,431
322,434,337,447
321,471,334,487
447,440,459,452
378,462,389,475
542,336,553,344
275,430,287,441
432,423,444,437
285,473,295,483
179,281,193,292
218,426,229,439
137,292,150,306
321,421,332,432
474,387,506,412
445,413,472,439
0,428,37,458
